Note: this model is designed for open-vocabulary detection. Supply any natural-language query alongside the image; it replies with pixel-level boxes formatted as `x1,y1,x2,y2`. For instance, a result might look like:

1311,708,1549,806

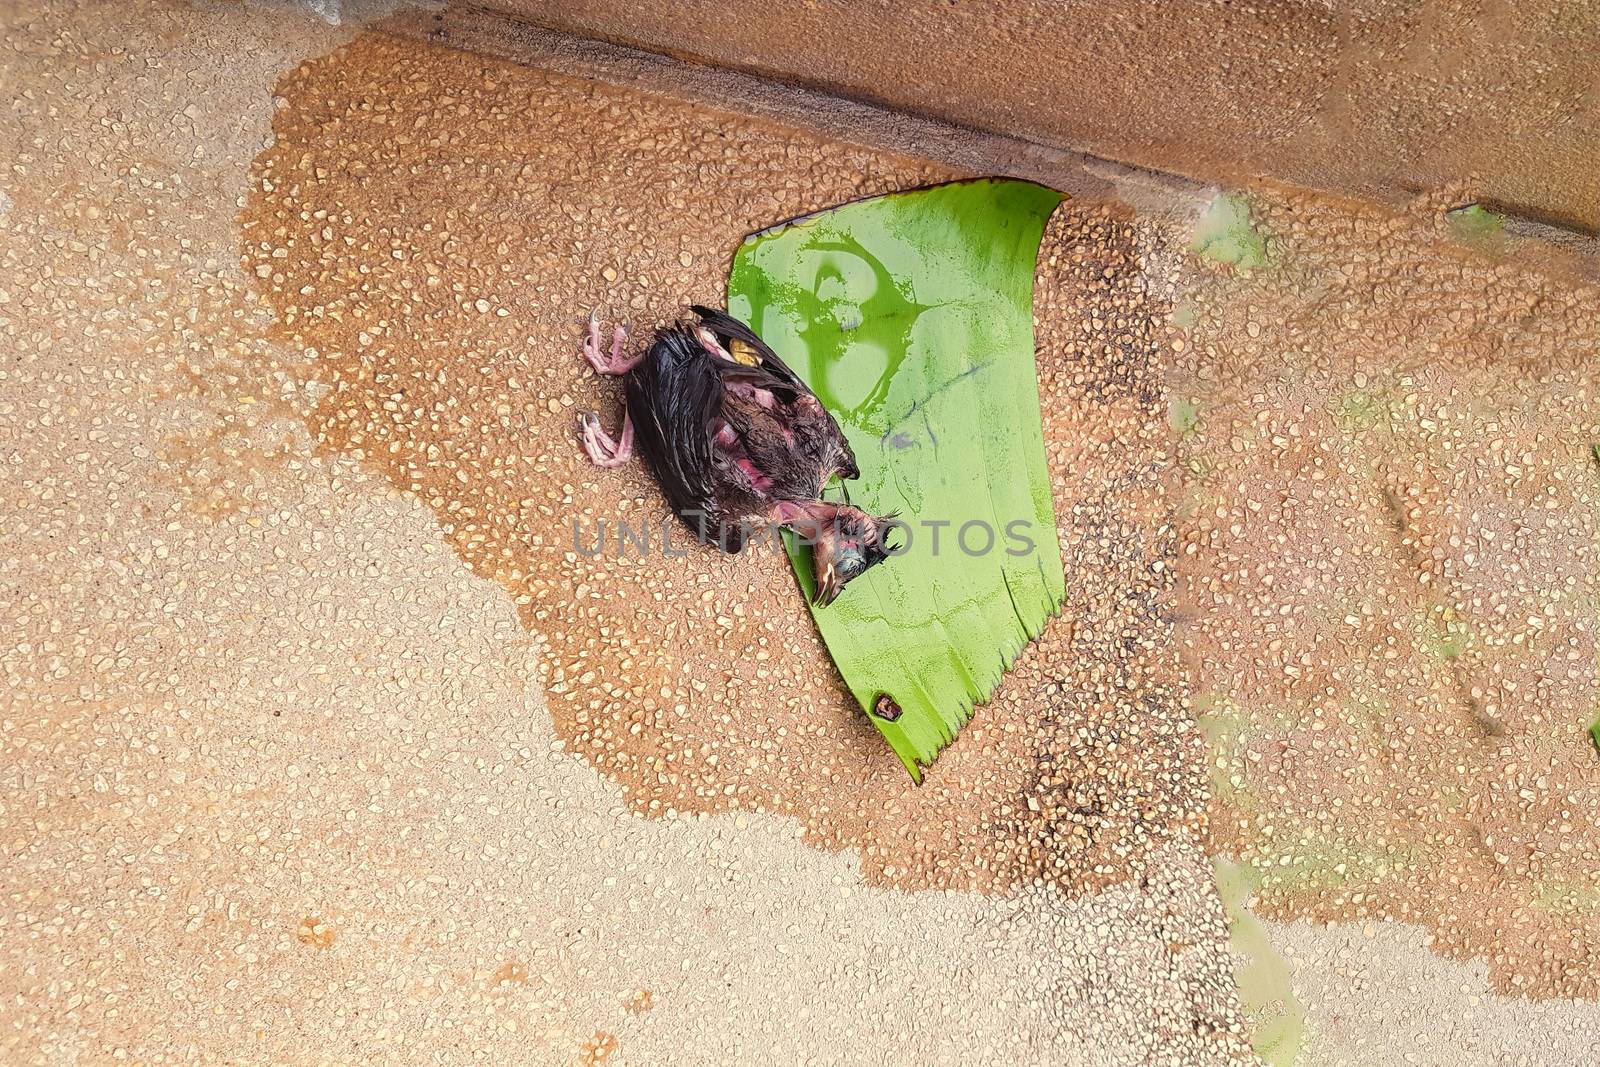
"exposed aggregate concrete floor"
1175,187,1600,1001
3,1,1600,1065
2,3,1247,1064
240,32,1211,903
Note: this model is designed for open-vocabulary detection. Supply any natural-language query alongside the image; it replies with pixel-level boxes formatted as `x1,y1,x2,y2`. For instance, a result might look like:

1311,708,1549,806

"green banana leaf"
727,178,1066,781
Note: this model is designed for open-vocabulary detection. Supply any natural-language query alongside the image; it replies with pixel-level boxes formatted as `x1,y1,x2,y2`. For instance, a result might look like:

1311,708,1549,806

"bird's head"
775,502,900,606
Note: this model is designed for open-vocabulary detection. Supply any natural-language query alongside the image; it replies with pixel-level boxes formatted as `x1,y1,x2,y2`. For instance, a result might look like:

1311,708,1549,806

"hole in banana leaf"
728,178,1067,782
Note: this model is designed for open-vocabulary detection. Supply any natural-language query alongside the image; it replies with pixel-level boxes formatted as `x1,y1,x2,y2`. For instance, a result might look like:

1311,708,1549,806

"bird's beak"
812,560,843,607
809,524,843,606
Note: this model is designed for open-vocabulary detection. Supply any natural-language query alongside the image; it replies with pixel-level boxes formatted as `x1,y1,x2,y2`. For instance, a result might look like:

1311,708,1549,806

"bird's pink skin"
578,409,633,467
583,310,639,375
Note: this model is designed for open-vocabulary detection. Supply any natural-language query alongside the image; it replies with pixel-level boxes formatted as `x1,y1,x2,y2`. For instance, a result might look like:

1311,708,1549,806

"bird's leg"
582,309,639,375
578,408,633,468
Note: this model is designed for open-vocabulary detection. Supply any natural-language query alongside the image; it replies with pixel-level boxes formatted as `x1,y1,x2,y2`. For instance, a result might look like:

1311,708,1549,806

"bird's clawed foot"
578,409,633,467
582,309,639,375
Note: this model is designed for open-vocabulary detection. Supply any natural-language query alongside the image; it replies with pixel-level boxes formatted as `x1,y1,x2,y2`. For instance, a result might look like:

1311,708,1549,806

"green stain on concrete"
1213,857,1308,1066
1193,193,1269,270
1170,396,1202,434
1447,203,1505,246
1331,389,1387,435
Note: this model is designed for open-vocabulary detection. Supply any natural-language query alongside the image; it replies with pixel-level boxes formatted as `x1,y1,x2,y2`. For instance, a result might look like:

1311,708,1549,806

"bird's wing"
690,305,807,394
691,305,858,482
627,329,720,519
626,327,752,551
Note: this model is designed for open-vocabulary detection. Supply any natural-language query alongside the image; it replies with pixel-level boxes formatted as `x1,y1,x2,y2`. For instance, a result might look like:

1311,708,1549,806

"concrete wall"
481,0,1600,232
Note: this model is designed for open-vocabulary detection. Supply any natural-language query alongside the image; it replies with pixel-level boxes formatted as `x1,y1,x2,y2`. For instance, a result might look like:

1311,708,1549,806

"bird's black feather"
623,308,858,552
624,328,727,546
